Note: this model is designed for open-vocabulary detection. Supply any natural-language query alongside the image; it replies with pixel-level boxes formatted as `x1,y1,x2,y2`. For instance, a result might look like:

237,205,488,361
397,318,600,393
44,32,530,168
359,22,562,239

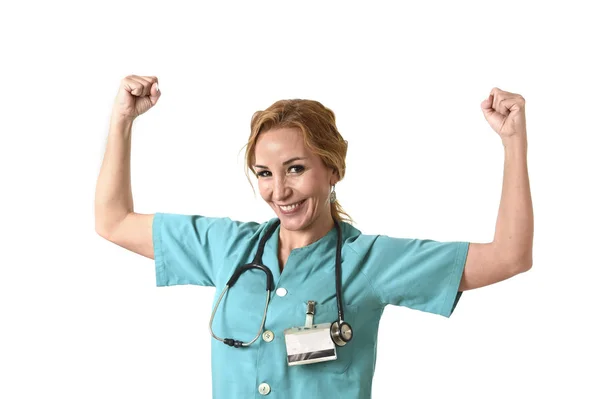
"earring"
330,185,337,204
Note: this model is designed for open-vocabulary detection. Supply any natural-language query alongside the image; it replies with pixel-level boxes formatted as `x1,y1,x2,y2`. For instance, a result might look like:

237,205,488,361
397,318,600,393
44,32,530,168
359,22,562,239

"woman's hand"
111,75,161,122
481,87,527,143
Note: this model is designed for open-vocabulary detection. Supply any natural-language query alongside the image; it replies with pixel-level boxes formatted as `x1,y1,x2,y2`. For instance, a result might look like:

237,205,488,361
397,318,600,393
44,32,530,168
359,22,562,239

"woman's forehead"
255,127,311,161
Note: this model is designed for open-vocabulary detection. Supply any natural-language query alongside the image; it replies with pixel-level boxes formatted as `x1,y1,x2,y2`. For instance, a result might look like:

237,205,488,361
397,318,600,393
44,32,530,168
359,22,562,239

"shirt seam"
347,243,386,308
154,213,167,286
439,241,468,316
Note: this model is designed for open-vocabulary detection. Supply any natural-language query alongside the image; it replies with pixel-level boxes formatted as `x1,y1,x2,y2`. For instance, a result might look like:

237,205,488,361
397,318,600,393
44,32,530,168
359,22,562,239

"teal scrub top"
152,212,470,399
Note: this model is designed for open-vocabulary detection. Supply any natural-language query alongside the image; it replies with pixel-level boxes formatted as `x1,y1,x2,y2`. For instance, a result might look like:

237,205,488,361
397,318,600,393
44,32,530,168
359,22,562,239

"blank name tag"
283,323,337,366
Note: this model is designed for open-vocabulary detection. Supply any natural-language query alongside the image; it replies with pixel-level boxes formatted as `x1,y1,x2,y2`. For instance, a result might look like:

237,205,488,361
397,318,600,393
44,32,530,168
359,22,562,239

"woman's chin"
277,212,313,232
279,217,306,231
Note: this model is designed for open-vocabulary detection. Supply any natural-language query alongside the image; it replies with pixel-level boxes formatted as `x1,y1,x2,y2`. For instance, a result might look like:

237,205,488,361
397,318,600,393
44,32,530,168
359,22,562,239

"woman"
95,75,534,398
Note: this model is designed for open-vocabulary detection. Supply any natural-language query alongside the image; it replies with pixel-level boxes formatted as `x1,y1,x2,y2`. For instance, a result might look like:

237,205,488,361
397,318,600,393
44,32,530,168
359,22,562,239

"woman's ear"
329,169,340,186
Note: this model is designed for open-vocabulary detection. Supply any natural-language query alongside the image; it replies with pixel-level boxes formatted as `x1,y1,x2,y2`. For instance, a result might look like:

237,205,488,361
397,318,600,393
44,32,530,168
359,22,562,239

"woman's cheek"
257,182,269,201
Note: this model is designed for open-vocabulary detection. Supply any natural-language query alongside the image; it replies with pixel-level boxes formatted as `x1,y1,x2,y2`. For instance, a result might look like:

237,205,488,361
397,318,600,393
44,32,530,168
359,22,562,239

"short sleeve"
152,212,260,287
363,236,470,317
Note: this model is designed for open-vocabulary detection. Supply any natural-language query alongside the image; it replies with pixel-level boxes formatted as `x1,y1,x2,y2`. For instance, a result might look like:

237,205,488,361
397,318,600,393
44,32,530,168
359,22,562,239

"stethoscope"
209,218,353,348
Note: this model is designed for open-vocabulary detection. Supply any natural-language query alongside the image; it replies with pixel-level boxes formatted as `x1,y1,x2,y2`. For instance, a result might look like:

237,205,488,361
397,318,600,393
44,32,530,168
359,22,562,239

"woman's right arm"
95,75,160,259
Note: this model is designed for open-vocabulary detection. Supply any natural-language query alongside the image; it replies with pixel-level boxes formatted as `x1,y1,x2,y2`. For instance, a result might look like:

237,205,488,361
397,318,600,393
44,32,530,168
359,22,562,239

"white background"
1,0,599,398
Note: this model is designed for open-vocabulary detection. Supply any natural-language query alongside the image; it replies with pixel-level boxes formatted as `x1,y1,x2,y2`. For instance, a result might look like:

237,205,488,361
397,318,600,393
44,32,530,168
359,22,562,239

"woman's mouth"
278,199,306,214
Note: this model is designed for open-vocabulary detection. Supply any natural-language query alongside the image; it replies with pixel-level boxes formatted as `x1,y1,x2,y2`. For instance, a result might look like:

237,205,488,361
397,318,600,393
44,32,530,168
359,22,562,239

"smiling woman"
244,100,352,221
254,127,338,247
96,78,533,399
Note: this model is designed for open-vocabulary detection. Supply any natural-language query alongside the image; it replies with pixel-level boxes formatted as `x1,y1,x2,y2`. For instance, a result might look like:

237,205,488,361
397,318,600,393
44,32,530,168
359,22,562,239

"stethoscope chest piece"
330,320,353,346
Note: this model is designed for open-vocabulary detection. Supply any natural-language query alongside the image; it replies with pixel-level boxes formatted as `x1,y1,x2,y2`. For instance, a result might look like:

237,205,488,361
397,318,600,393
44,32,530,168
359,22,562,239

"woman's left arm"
459,87,534,291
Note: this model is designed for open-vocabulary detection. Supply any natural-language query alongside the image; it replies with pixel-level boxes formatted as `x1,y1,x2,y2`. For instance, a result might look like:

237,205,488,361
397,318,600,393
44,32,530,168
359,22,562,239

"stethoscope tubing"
208,218,351,348
209,284,271,347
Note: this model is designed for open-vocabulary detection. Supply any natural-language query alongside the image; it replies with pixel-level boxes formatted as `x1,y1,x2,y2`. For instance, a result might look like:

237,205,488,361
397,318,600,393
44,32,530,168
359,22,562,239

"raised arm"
94,75,160,259
459,88,534,291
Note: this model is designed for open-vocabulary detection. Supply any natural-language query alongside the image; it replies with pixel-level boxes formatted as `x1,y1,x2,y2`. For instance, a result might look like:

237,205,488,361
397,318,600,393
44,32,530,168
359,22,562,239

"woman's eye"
257,170,271,178
256,166,303,178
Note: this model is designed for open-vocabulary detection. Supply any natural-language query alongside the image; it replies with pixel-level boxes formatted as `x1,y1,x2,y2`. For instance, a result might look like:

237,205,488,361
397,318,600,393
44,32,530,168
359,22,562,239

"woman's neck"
278,216,335,253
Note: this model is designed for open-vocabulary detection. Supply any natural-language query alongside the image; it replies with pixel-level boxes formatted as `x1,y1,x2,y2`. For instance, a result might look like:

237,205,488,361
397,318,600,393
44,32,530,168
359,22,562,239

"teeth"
280,200,303,211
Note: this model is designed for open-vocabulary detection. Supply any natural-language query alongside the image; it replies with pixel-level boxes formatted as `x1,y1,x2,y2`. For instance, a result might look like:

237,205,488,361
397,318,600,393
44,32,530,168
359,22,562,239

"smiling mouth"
278,199,306,211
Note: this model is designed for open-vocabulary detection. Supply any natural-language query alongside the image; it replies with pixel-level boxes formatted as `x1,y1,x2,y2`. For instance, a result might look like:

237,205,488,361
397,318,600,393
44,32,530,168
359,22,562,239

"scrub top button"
276,287,287,297
262,330,274,342
258,382,271,395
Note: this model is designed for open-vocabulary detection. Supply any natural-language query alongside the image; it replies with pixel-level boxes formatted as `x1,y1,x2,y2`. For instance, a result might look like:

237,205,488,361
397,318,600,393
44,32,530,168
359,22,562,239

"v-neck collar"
263,218,340,284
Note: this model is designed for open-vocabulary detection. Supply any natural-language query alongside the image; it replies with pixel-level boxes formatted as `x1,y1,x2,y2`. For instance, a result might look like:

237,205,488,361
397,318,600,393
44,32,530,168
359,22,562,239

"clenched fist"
112,75,161,121
481,87,527,142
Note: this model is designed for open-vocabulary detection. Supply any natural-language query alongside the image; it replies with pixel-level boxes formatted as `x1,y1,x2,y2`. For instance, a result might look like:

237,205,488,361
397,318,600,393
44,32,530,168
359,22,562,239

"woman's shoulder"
340,221,376,254
155,212,272,241
340,221,416,255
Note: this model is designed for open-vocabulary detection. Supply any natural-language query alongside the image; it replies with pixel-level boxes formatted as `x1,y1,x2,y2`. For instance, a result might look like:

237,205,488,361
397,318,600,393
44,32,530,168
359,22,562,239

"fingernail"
156,83,160,92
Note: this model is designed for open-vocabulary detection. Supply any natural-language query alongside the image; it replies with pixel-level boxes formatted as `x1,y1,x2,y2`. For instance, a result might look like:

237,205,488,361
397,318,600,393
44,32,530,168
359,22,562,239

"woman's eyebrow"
254,157,307,169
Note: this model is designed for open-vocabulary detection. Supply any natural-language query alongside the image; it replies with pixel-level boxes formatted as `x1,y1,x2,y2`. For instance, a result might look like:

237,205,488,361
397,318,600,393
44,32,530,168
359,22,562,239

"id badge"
284,323,337,366
284,300,337,367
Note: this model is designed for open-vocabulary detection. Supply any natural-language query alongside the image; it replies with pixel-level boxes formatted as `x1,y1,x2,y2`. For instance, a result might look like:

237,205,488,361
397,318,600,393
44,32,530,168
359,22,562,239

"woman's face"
253,127,338,232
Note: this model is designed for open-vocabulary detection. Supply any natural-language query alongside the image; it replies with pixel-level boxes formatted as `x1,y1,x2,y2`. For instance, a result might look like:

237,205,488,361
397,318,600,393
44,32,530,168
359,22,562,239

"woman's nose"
272,176,289,201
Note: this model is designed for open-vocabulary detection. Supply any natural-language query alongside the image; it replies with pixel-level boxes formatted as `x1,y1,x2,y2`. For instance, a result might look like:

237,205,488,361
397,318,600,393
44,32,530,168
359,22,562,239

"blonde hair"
243,99,353,224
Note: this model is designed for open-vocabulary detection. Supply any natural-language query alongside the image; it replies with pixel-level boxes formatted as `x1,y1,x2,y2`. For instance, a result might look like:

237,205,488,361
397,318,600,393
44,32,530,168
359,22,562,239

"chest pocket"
291,301,358,375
